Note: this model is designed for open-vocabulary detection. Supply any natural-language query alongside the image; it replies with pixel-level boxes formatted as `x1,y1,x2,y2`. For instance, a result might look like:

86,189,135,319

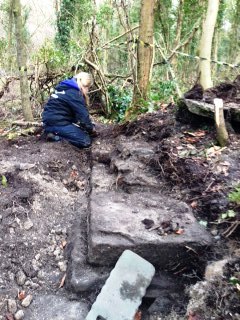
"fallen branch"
12,120,42,127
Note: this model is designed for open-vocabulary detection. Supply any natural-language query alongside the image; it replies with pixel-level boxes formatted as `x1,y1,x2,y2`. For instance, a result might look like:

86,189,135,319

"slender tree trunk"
171,0,184,70
7,0,14,70
173,0,184,51
128,0,155,118
199,0,219,90
229,0,240,65
212,28,219,77
13,0,34,121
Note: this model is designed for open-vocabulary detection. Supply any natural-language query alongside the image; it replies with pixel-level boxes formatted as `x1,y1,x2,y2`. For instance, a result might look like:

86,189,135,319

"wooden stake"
213,98,229,147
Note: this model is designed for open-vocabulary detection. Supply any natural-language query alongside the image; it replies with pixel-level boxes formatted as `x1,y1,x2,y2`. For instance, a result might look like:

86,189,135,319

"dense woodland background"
0,0,239,122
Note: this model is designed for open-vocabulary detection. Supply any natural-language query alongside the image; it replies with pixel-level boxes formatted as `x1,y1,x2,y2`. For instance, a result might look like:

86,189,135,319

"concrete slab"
88,191,212,266
86,250,155,320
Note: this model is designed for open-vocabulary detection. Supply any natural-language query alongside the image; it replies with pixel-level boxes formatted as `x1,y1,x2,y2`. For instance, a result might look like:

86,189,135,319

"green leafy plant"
1,175,7,187
107,85,132,122
221,210,236,220
150,80,177,104
228,186,240,205
34,41,66,70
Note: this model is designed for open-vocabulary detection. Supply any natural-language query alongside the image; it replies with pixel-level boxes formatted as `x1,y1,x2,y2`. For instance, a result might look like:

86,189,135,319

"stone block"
88,191,212,266
86,250,155,320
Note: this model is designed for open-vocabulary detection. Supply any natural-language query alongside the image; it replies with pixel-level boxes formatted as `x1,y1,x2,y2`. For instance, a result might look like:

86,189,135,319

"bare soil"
0,102,240,319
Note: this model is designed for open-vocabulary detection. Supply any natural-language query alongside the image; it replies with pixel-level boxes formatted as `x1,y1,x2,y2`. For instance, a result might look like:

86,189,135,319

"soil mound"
184,75,240,104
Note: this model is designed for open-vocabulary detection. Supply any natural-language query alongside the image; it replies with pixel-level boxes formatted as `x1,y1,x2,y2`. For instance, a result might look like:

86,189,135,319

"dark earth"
0,78,240,319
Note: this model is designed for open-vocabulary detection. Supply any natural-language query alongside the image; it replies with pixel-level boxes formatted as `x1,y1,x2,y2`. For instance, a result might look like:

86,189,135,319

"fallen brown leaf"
188,311,203,320
59,273,66,288
60,240,67,250
184,130,206,137
175,228,185,235
184,137,198,144
190,201,198,208
18,290,26,301
134,310,142,320
5,313,14,320
70,170,78,178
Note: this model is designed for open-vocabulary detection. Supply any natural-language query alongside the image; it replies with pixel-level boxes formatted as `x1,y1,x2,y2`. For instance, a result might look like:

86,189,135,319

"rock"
58,261,67,272
205,258,231,281
35,254,40,261
210,228,218,236
37,270,45,280
21,295,33,307
16,270,26,286
187,281,210,316
68,266,107,293
53,248,61,259
91,164,115,192
7,299,17,314
30,282,39,290
18,163,35,171
111,158,159,188
8,272,15,281
183,98,215,118
23,219,33,231
65,221,109,293
23,295,88,320
116,140,155,161
88,191,212,266
9,227,15,235
14,310,24,320
182,98,240,123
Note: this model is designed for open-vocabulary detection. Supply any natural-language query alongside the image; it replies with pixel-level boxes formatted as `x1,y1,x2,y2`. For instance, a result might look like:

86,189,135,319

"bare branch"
101,25,139,48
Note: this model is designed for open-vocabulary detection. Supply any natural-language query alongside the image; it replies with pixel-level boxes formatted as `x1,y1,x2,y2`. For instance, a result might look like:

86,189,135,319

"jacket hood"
56,78,79,91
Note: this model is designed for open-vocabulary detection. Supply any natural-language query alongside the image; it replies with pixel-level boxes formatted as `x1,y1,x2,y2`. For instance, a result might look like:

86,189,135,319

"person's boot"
46,133,61,142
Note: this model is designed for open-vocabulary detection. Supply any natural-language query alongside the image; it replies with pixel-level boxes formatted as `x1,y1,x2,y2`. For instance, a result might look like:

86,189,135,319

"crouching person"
42,72,96,148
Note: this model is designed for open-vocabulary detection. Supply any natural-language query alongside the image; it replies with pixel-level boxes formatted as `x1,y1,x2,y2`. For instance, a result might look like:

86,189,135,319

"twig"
222,221,240,238
1,126,16,137
204,180,215,192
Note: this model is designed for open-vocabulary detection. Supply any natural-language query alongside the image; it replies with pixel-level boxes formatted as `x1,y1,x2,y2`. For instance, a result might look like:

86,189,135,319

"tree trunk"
212,28,219,77
171,0,184,66
126,0,155,119
7,0,14,70
13,0,34,121
199,0,219,90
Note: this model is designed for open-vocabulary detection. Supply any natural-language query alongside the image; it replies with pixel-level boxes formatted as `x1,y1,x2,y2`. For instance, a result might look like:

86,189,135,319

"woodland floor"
0,102,240,319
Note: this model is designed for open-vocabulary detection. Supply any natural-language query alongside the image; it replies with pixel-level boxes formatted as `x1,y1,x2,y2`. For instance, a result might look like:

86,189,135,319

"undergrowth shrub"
108,85,132,122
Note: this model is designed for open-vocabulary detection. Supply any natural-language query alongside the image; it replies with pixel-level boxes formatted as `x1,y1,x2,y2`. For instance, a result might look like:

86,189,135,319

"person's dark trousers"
44,124,91,148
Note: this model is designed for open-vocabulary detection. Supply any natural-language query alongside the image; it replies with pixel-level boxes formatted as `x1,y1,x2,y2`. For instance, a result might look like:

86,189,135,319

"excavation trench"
0,109,239,319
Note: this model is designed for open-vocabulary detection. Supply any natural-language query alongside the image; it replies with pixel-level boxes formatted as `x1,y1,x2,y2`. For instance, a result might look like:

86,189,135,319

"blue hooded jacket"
42,78,93,132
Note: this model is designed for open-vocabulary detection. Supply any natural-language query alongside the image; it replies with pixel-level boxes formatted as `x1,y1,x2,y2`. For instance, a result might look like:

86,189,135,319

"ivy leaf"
227,210,236,218
1,175,8,187
229,276,240,285
221,213,228,219
199,220,207,227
